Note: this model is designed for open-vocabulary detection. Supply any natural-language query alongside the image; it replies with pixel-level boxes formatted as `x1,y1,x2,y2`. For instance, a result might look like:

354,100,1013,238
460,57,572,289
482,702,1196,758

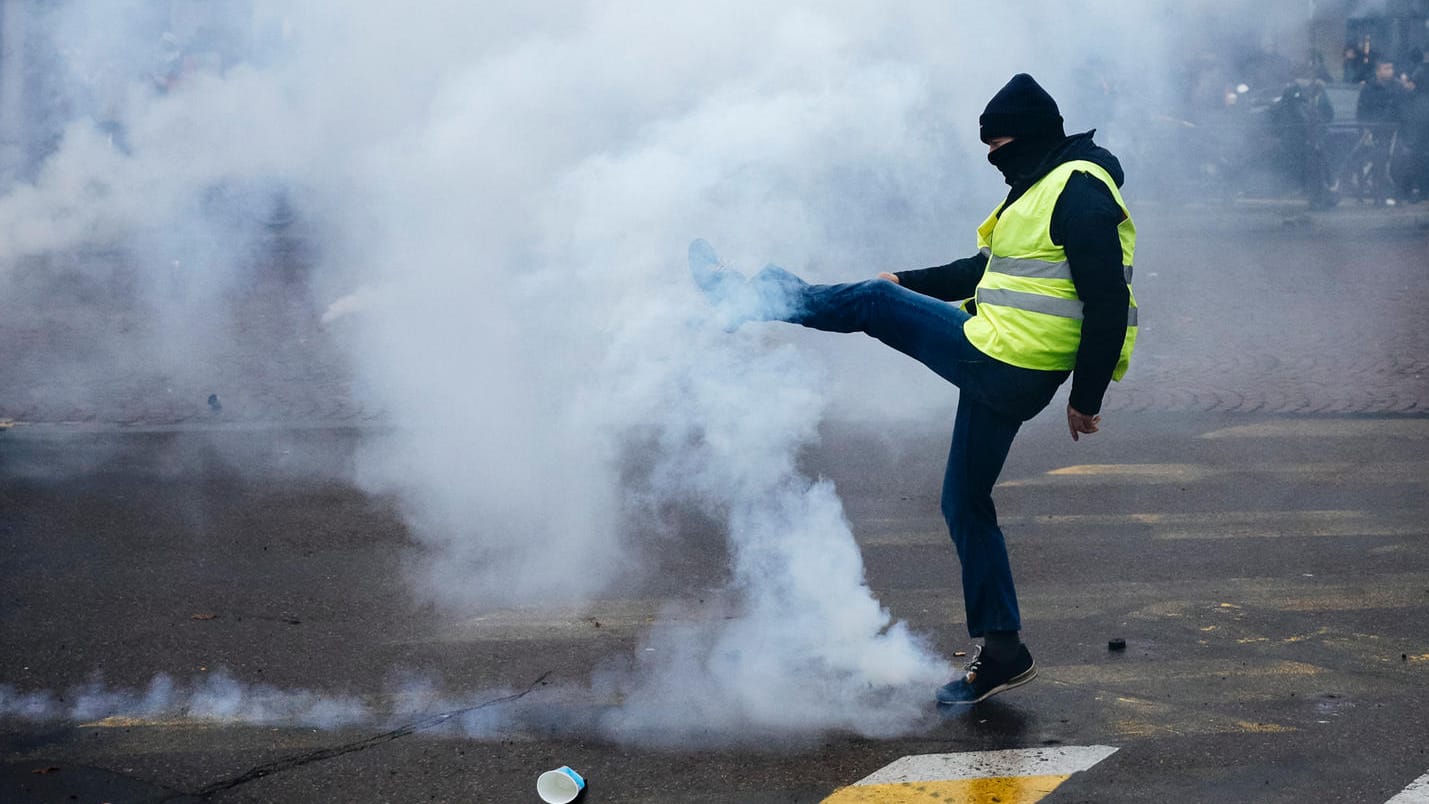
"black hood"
980,73,1065,144
1002,130,1124,208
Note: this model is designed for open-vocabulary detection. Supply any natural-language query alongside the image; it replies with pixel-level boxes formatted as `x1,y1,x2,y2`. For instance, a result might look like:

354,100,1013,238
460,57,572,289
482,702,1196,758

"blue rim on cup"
536,765,586,803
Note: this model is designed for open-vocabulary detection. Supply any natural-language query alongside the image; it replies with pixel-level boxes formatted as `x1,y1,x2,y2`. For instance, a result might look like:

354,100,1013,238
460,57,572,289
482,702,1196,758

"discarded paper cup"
536,765,586,804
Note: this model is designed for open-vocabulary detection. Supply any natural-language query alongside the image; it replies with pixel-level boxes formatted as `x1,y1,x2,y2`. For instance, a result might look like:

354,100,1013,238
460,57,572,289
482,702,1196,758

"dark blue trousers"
760,267,1066,637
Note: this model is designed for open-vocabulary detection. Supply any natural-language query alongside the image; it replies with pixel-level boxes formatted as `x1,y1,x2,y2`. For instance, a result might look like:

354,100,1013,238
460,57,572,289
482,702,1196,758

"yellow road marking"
1048,463,1203,478
858,509,1421,545
1051,659,1323,686
400,598,680,642
1001,461,1429,486
1153,523,1419,540
1015,509,1381,526
1199,419,1429,440
1233,719,1297,733
1121,575,1429,616
1093,692,1299,740
1112,719,1182,738
80,716,215,728
824,775,1068,803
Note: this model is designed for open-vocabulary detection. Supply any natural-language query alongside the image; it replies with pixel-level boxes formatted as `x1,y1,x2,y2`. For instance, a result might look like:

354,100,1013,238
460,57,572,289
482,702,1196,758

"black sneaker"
936,644,1037,705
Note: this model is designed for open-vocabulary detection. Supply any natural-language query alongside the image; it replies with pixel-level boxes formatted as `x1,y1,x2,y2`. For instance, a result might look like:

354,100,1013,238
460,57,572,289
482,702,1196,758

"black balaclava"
980,73,1066,185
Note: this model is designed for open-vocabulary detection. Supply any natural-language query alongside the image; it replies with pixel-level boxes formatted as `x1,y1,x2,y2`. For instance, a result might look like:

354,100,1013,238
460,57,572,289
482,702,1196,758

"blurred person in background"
1391,66,1429,203
1271,78,1336,209
1345,34,1379,84
1353,58,1410,204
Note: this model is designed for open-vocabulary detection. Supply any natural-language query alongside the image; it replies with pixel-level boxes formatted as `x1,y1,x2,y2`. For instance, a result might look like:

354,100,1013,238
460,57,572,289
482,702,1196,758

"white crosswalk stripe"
823,746,1118,803
1387,770,1429,803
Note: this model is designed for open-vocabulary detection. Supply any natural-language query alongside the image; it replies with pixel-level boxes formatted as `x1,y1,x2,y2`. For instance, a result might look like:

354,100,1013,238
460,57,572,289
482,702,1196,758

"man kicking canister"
689,73,1138,704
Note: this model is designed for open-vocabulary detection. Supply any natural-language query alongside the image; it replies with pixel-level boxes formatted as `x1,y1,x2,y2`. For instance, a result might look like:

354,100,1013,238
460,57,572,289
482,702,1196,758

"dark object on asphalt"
1108,638,1127,651
208,394,222,412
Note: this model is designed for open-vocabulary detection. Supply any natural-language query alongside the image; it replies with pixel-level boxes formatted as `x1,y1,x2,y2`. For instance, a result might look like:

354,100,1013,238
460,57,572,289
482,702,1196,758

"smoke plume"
0,0,1325,741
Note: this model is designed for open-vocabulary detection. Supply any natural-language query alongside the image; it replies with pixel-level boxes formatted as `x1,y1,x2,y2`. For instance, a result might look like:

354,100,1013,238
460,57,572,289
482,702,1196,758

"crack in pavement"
154,670,552,802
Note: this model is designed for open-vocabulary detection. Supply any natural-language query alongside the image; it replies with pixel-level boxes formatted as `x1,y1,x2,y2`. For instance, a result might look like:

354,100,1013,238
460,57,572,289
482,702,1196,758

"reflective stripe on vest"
964,159,1138,378
987,254,1133,284
976,287,1139,326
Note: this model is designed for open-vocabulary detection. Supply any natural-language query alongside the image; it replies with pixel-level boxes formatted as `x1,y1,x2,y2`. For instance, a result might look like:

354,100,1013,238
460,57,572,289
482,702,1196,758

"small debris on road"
191,612,219,621
208,394,222,412
1108,638,1127,651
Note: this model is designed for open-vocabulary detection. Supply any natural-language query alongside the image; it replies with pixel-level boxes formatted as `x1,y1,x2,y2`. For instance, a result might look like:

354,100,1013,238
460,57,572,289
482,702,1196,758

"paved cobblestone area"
1115,202,1429,415
1,203,1426,426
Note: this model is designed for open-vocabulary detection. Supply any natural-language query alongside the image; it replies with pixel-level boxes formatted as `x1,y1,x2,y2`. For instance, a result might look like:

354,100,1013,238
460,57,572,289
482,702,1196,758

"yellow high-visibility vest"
963,159,1138,380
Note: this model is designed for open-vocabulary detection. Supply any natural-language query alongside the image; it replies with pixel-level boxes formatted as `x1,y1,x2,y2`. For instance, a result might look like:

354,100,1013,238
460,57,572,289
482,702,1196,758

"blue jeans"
756,266,1067,637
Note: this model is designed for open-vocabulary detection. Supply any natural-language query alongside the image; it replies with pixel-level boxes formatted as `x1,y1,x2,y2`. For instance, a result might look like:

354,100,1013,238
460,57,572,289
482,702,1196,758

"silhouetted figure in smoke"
1345,35,1379,84
691,74,1136,706
1352,59,1410,205
1392,66,1429,202
1358,58,1408,125
1270,79,1336,209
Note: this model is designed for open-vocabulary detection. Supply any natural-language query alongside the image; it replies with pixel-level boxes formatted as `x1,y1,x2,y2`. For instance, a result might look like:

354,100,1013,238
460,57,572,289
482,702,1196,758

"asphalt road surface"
3,202,1428,802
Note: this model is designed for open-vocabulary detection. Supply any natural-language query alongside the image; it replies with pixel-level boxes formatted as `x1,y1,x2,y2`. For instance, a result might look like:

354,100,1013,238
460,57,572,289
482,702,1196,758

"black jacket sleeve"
1051,171,1130,415
891,252,988,302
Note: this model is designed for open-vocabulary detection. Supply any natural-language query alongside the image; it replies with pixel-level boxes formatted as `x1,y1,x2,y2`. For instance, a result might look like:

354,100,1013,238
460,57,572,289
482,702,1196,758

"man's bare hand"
1067,405,1101,441
877,272,900,283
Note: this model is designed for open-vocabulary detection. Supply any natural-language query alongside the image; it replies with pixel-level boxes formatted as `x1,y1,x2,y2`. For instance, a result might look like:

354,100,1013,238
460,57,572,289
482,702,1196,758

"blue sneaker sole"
936,663,1038,705
688,238,724,292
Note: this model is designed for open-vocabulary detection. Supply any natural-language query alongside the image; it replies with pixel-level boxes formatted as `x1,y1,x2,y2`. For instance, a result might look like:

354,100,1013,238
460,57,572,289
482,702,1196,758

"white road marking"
999,461,1429,486
1387,770,1429,803
852,745,1118,785
1199,420,1429,439
858,509,1423,545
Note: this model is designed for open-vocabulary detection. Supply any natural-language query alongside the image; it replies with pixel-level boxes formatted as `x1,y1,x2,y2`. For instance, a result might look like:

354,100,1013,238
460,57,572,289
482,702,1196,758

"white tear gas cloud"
2,1,1319,741
0,670,528,738
0,671,370,730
